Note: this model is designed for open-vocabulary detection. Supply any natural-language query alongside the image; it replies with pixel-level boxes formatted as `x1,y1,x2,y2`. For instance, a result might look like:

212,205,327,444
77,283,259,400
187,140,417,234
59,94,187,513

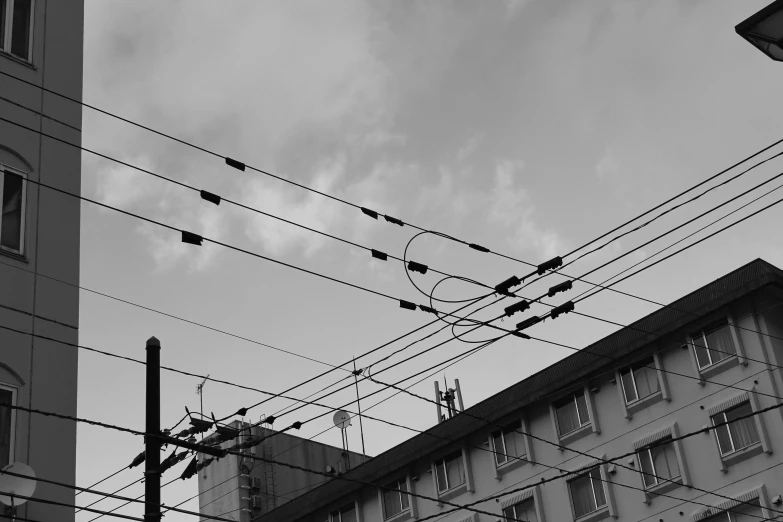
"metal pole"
145,337,161,522
352,358,367,462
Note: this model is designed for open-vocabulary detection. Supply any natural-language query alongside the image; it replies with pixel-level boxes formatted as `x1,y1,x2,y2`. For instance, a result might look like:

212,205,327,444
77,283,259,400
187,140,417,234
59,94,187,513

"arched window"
0,163,27,256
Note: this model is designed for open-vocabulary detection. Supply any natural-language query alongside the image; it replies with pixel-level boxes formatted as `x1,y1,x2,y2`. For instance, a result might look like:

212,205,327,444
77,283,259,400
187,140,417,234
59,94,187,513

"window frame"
686,316,747,384
1,0,34,63
706,389,771,472
434,450,466,493
615,352,670,419
330,501,360,522
690,485,772,522
555,393,590,436
550,386,600,447
500,485,546,522
0,164,28,257
711,403,760,456
564,458,616,522
568,469,607,520
0,382,17,468
431,447,473,505
632,422,692,504
379,478,411,521
488,415,534,480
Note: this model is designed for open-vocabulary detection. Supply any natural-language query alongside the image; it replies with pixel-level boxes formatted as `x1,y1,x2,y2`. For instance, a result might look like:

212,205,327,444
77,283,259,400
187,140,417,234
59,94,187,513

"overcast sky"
75,1,783,520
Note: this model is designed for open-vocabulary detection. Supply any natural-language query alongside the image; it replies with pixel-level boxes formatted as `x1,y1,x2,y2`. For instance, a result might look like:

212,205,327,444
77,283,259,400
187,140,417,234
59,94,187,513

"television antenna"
333,410,352,471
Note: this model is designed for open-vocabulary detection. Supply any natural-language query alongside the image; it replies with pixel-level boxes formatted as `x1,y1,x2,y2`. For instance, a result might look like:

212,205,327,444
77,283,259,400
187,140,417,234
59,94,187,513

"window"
692,319,736,370
569,468,606,519
0,167,25,254
702,499,762,522
620,357,659,404
331,503,356,522
435,451,465,493
711,402,760,456
555,392,590,436
382,479,409,519
503,498,537,522
637,438,680,489
0,384,16,469
492,421,523,466
0,0,33,61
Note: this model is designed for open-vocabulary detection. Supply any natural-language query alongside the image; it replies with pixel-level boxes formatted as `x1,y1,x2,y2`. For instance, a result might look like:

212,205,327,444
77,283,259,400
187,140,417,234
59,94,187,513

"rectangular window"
555,392,590,436
711,402,760,456
1,0,32,61
692,319,736,370
0,168,25,254
382,479,409,519
492,420,522,466
0,385,16,469
435,451,465,492
703,499,762,522
331,504,356,522
569,468,606,519
503,498,538,522
637,438,680,488
620,357,660,404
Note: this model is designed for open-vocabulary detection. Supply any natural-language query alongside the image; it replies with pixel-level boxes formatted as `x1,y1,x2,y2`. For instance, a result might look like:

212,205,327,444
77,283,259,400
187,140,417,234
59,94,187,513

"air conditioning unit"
251,477,262,491
252,495,264,509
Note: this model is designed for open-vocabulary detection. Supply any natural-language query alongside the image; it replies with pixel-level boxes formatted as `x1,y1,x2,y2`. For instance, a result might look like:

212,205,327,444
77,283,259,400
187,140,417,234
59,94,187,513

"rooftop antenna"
434,377,465,423
333,410,352,471
196,375,209,420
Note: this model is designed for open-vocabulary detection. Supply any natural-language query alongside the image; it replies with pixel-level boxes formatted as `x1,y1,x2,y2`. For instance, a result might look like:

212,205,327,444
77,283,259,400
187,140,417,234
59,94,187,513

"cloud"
242,155,347,257
93,158,158,210
595,147,619,180
487,160,566,259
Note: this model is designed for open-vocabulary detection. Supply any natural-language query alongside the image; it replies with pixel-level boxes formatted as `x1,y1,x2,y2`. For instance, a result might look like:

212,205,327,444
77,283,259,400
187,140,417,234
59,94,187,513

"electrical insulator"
516,315,542,331
547,280,572,297
494,276,521,296
537,256,563,275
550,301,575,319
504,300,530,317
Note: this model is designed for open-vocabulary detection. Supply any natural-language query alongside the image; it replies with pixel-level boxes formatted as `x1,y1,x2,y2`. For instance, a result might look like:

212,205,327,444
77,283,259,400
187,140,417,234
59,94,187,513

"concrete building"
0,1,83,520
262,259,783,522
199,421,365,521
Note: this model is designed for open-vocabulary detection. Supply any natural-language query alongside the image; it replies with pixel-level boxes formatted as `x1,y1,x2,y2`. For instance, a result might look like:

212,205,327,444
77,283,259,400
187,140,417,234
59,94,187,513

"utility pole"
144,336,161,522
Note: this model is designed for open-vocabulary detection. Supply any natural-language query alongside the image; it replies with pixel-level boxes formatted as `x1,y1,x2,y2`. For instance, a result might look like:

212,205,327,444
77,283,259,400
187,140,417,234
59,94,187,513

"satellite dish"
0,462,37,506
332,410,351,430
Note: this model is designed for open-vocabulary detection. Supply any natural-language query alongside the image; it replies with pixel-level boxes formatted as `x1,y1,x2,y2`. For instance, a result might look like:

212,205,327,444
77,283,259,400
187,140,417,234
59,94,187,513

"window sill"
0,50,35,70
698,356,740,383
0,248,27,263
574,506,611,522
643,476,683,504
559,423,595,448
626,391,665,418
437,483,467,505
495,455,529,479
384,510,412,522
720,442,765,471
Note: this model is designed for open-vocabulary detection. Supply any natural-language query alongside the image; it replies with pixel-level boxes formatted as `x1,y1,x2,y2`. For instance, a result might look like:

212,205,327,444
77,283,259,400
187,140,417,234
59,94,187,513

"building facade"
199,421,366,522
0,1,83,520
262,259,783,522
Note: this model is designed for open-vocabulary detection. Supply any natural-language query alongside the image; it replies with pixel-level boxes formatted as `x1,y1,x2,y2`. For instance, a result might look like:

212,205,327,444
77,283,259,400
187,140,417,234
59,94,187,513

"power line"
0,491,143,521
86,476,180,522
2,68,781,289
0,469,232,522
5,111,771,330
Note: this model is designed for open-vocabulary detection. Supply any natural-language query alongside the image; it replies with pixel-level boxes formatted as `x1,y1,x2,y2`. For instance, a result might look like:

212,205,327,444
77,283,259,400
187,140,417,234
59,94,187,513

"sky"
74,1,783,520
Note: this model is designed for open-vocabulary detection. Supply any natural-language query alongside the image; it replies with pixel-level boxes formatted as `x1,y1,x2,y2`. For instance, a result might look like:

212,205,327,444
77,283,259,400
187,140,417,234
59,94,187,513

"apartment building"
0,1,84,520
261,258,783,522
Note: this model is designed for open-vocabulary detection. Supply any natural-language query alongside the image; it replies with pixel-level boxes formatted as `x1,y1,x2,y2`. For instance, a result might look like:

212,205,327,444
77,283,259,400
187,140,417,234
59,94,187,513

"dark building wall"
199,421,365,522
